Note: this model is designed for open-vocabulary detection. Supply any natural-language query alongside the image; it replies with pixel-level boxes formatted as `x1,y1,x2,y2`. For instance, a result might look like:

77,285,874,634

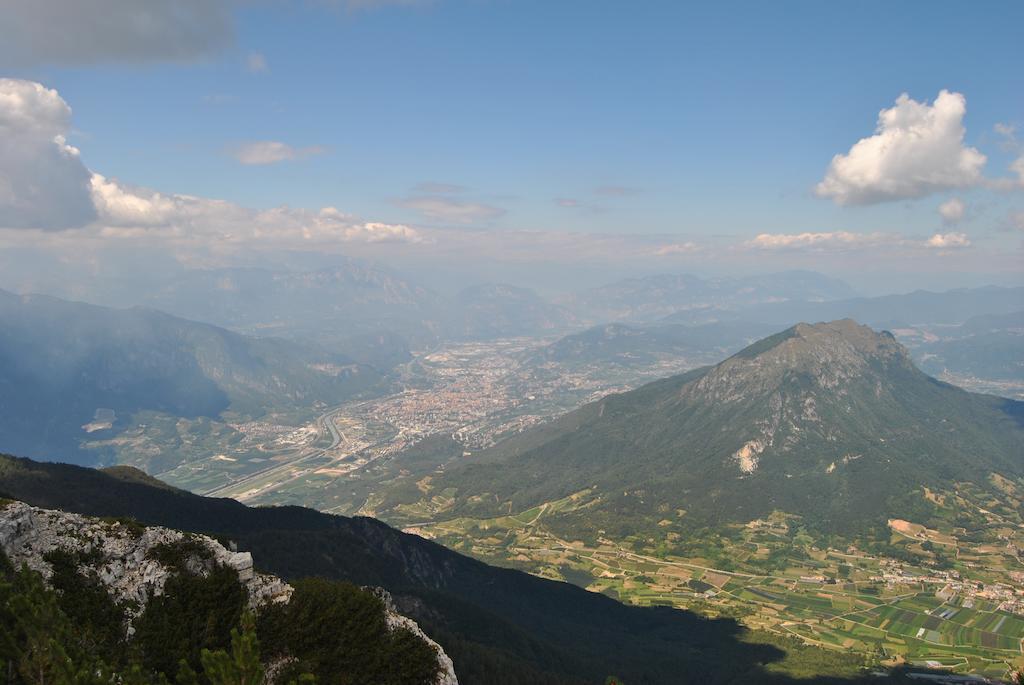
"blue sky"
1,0,1023,292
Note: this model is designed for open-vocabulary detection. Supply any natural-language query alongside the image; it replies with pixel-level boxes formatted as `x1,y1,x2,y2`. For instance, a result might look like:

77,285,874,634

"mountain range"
48,264,580,347
0,289,386,465
383,320,1024,539
565,271,858,323
522,320,781,369
903,310,1024,390
662,286,1024,328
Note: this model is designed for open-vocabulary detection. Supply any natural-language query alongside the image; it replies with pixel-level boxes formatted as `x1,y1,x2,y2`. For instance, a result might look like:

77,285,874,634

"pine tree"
200,613,265,685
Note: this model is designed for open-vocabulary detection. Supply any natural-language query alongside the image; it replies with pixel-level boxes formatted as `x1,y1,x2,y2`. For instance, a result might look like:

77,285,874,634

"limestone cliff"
0,500,457,685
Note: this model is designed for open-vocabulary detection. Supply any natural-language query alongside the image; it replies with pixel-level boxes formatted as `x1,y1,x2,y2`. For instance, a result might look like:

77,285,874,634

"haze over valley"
1,2,1022,683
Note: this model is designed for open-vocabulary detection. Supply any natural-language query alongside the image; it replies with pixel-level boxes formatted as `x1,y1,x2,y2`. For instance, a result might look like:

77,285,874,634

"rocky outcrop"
372,588,459,685
0,500,458,684
0,500,291,619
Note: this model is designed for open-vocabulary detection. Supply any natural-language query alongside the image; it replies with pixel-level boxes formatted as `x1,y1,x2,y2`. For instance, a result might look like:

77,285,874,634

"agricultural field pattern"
94,336,1024,680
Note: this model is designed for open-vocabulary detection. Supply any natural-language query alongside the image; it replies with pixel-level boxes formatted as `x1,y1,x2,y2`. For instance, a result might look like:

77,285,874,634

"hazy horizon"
2,1,1023,302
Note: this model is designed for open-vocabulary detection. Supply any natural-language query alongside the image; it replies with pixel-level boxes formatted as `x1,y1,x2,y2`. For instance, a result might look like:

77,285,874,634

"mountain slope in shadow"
0,453,895,685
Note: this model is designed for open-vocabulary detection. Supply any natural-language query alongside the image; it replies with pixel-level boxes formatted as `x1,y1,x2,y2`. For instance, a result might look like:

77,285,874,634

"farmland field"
396,484,1024,680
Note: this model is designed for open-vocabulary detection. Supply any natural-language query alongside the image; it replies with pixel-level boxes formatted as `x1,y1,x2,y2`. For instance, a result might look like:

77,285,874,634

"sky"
1,0,1023,295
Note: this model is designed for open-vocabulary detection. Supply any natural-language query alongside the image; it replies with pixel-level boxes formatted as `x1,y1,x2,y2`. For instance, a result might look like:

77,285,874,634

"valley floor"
92,336,1024,681
397,491,1024,681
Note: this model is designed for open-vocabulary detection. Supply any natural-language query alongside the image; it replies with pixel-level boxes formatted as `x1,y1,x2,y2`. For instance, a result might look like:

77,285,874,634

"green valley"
396,482,1024,679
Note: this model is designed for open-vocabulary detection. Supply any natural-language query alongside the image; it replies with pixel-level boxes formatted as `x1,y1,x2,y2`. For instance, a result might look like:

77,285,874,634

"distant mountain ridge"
393,320,1024,538
0,289,384,465
909,310,1024,386
523,320,779,368
452,283,577,339
567,270,857,323
67,264,579,346
662,286,1024,327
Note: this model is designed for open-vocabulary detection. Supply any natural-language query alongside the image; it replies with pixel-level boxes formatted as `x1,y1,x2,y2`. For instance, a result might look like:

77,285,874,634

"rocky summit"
403,320,1024,536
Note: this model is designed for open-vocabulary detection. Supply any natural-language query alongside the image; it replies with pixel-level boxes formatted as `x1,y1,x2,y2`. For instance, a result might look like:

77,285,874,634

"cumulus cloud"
0,0,234,67
938,197,966,225
816,90,987,205
654,242,700,256
88,176,423,246
246,52,269,73
1011,155,1024,185
395,196,505,224
925,232,971,249
230,141,327,165
0,78,419,251
90,175,179,227
744,230,974,252
744,231,890,250
995,122,1017,138
0,79,97,230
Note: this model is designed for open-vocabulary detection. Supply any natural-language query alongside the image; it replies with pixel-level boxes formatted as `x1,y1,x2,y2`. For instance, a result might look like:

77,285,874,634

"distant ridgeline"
0,288,388,466
0,454,900,685
378,320,1024,541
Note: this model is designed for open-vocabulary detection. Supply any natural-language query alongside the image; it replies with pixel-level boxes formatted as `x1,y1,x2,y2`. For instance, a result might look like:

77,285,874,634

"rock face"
0,500,291,619
0,501,458,684
373,589,459,685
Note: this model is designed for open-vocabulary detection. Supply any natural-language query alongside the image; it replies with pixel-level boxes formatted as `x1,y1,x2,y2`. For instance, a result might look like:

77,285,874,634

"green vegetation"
133,564,247,679
146,537,216,573
0,287,386,468
405,478,1024,681
258,579,439,684
379,321,1023,542
0,544,441,684
3,453,932,684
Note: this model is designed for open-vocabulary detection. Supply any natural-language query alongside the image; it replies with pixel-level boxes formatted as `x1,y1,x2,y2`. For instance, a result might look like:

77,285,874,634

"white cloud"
995,122,1016,138
994,122,1018,150
0,79,96,230
0,79,418,249
230,141,326,165
246,52,268,73
1011,156,1024,185
88,176,423,246
90,174,179,226
925,232,971,249
938,197,965,225
744,230,975,252
555,198,579,207
816,90,986,205
0,0,234,67
654,242,700,256
395,196,505,223
744,231,890,250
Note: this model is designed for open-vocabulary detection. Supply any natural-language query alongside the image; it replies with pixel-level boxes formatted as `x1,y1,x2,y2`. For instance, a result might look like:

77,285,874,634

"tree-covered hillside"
0,454,887,685
388,320,1024,540
0,289,386,465
0,505,443,685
